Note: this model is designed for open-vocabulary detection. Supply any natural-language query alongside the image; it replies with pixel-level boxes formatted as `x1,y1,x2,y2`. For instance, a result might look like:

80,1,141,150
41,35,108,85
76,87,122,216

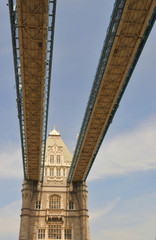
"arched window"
49,195,61,209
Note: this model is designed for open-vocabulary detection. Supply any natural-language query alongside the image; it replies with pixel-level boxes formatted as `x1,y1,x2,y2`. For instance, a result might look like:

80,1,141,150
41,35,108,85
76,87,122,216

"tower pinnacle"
49,126,60,136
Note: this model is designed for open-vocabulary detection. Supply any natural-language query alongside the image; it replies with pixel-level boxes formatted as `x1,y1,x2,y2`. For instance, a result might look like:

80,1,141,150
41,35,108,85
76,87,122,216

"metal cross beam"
68,0,156,183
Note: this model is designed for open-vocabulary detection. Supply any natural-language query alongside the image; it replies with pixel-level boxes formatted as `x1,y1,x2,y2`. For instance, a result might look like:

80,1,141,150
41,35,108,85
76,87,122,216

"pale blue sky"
0,1,156,240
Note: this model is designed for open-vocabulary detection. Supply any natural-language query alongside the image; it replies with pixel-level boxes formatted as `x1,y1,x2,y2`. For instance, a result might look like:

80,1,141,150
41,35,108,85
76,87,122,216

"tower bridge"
19,128,90,240
8,0,156,239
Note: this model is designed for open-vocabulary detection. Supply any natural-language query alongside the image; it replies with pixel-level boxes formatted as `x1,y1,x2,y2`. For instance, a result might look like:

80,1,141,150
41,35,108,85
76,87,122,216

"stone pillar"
45,225,48,240
75,181,90,240
19,180,35,240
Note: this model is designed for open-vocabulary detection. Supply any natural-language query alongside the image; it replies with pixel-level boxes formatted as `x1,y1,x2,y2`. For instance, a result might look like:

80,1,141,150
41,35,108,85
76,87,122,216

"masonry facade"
19,128,90,240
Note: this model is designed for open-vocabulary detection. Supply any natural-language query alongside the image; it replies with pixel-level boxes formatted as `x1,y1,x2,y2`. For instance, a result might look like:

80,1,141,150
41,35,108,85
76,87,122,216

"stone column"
19,180,34,240
45,224,49,240
62,225,65,240
76,181,90,240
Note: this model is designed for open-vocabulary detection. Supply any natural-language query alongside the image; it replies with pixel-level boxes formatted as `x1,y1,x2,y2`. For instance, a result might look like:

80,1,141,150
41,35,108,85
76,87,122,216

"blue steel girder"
68,0,156,183
83,6,156,181
8,0,57,182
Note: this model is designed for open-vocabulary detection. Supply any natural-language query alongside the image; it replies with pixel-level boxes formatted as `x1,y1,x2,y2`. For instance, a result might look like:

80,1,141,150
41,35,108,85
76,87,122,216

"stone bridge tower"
19,127,90,240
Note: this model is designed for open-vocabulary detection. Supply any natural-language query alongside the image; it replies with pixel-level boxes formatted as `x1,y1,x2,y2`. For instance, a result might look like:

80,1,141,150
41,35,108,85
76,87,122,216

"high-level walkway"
9,0,156,184
9,0,57,181
8,1,156,240
68,0,156,183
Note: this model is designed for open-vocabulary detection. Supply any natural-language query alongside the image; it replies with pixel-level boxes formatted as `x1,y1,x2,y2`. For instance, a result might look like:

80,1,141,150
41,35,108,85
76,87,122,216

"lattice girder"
9,0,57,181
68,0,156,182
16,0,48,180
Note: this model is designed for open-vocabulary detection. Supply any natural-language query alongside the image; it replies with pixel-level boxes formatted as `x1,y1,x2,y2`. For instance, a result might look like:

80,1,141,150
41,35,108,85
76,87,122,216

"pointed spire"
49,126,60,136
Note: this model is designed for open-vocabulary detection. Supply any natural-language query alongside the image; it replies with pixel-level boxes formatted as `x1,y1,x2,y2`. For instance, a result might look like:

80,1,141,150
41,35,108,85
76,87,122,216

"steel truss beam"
68,0,156,183
9,0,57,182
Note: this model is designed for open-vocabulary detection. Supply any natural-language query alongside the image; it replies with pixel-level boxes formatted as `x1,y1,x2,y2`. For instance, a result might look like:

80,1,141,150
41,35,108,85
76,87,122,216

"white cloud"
90,197,120,222
0,142,23,179
90,193,156,240
88,115,156,181
0,200,21,237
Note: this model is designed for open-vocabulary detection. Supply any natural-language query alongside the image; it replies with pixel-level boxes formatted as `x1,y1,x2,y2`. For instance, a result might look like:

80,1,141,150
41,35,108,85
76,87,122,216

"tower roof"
46,126,72,162
49,125,60,136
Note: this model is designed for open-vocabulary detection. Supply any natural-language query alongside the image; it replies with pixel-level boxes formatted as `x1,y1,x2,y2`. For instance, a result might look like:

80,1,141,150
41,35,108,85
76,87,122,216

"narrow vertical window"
50,155,54,163
45,168,47,177
57,168,61,177
50,168,54,177
65,229,72,239
36,201,41,210
38,229,45,239
69,201,74,210
63,169,65,177
56,155,60,163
